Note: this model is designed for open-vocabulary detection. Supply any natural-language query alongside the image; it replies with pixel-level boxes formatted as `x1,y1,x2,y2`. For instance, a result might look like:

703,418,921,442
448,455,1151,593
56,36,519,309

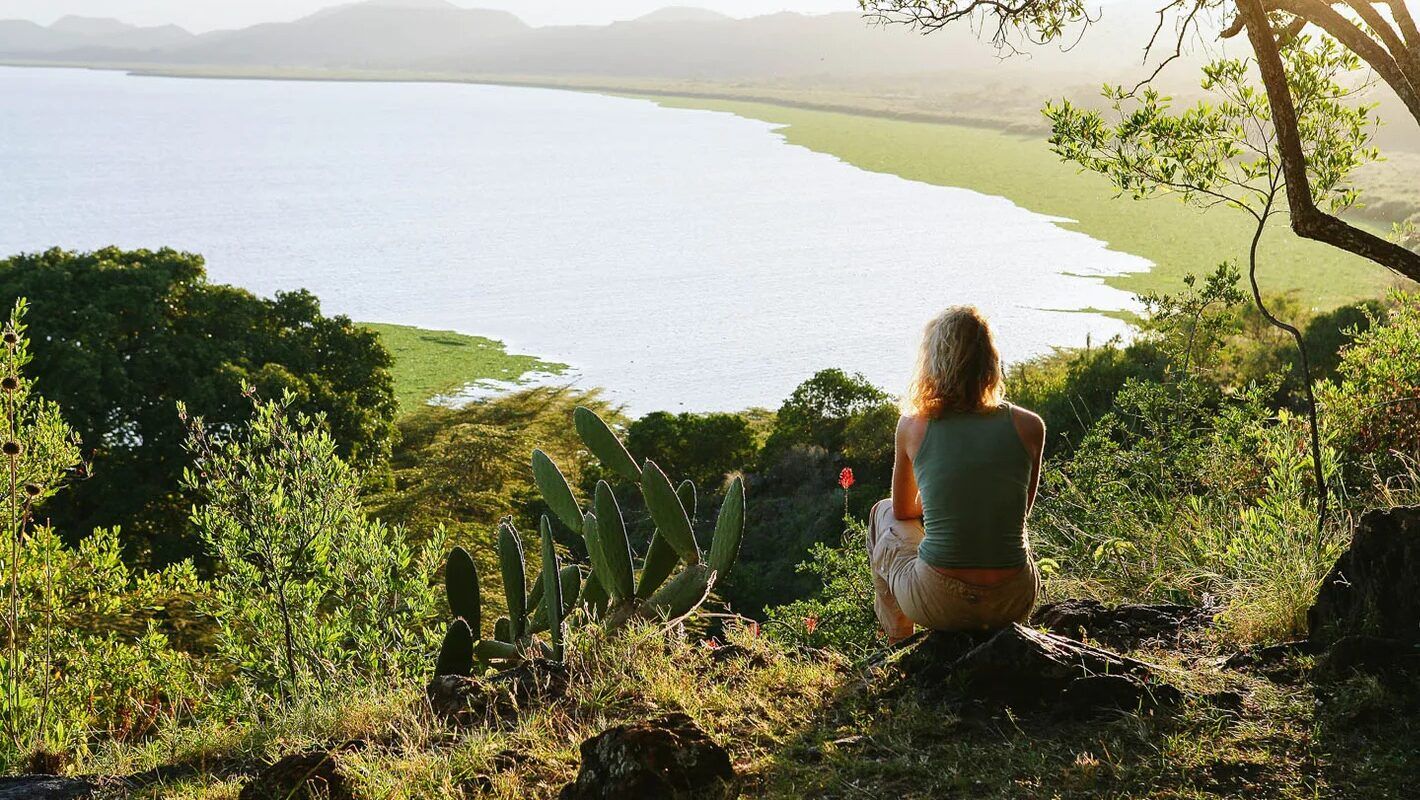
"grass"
364,323,565,413
645,97,1409,309
81,621,1419,799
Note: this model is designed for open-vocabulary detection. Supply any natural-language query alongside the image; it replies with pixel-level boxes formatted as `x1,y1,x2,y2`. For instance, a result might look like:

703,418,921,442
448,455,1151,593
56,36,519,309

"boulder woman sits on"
868,305,1044,642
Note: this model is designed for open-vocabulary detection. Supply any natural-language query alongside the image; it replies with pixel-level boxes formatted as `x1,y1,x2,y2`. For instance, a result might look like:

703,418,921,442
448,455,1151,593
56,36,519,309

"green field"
364,323,565,412
651,97,1408,309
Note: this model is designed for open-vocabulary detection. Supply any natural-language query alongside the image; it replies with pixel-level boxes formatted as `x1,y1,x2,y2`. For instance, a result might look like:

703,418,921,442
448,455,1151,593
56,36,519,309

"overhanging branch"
1237,0,1420,282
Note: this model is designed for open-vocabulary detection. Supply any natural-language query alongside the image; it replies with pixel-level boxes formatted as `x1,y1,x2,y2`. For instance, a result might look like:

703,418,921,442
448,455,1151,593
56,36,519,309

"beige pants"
867,498,1039,639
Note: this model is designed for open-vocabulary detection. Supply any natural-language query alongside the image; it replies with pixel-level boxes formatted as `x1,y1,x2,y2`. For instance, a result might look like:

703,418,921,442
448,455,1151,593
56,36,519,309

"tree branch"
1272,0,1420,121
1343,0,1409,61
1237,0,1420,282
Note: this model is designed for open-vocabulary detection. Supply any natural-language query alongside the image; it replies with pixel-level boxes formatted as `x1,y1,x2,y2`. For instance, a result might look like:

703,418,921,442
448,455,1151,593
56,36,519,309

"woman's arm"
1010,407,1046,513
892,415,924,520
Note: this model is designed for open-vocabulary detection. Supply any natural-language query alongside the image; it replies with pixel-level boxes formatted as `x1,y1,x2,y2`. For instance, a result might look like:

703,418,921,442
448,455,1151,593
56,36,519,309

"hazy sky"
0,0,862,31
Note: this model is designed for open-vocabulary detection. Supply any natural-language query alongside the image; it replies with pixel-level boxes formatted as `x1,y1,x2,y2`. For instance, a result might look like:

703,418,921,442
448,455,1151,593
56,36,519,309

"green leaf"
532,449,581,531
640,460,700,564
574,406,640,481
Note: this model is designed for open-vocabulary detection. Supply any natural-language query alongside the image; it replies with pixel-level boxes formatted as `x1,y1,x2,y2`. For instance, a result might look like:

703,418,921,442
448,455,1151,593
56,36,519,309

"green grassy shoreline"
364,322,565,413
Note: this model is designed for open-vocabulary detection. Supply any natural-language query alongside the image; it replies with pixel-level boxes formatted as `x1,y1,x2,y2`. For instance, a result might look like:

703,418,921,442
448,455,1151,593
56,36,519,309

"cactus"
640,460,700,564
444,546,480,636
498,522,527,643
435,618,475,677
574,406,640,482
676,479,697,520
539,515,565,662
708,476,745,581
532,449,581,531
431,405,751,677
642,563,715,625
635,531,679,600
593,481,635,601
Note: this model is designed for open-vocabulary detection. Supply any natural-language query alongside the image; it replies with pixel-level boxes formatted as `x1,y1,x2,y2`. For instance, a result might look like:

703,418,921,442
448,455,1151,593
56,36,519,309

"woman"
867,306,1044,641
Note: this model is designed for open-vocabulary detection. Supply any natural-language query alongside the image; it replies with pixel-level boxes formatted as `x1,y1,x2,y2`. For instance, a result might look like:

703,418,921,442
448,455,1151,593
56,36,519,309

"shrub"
182,391,442,702
765,515,879,657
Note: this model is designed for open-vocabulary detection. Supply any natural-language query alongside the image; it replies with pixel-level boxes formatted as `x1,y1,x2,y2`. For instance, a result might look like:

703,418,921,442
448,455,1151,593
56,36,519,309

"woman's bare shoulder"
896,413,929,434
1007,404,1045,447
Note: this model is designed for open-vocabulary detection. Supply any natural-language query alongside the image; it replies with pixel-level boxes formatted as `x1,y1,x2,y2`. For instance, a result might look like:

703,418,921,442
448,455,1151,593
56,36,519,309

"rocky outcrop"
1305,506,1420,683
0,777,95,800
1032,599,1214,650
1308,505,1420,646
891,623,1181,713
559,713,735,800
427,658,569,726
238,746,361,800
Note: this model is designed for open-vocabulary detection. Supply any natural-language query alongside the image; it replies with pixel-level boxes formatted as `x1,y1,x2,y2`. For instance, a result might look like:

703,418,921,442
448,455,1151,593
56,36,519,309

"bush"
765,515,879,657
183,392,441,702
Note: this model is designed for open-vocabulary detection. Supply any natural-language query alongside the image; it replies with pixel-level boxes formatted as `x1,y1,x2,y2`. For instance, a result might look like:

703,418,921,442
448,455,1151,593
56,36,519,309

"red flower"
838,467,855,490
804,615,819,635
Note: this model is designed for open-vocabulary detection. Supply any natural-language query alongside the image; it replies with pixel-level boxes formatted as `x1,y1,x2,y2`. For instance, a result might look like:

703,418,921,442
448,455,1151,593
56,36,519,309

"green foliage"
0,302,203,769
766,516,879,658
1045,36,1377,220
763,368,892,460
182,392,440,701
1322,292,1420,491
0,247,398,565
626,411,756,489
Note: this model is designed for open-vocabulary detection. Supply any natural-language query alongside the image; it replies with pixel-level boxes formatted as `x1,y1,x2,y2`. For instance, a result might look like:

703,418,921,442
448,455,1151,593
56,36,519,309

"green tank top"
912,404,1031,569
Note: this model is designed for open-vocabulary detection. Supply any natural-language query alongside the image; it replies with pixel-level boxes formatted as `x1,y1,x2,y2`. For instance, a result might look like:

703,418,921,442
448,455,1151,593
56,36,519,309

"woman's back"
911,405,1031,570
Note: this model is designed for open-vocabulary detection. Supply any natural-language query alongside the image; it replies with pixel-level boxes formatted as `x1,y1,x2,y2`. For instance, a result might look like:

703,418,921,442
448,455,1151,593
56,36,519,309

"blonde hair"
903,305,1004,418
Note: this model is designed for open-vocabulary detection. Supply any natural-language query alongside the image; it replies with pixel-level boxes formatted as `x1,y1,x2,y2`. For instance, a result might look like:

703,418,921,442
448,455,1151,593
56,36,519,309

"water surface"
0,66,1148,412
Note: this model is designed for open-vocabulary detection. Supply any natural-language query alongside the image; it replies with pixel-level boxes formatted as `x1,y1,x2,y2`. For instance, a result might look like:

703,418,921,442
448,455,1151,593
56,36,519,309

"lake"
0,65,1148,413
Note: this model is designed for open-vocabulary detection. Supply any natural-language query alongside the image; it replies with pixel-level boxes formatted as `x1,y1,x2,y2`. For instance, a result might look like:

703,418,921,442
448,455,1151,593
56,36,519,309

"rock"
1059,674,1181,711
892,623,1181,713
1223,640,1317,684
0,777,95,800
1308,505,1420,646
1032,598,1214,649
559,713,735,800
1313,634,1420,684
427,658,569,726
238,747,360,800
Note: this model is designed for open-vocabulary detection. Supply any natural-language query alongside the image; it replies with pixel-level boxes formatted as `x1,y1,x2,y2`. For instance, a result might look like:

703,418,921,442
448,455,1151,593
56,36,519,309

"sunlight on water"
0,66,1149,413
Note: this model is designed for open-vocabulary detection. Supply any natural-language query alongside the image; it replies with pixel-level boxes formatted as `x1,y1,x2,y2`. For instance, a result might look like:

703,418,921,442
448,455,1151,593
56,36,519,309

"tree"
763,368,893,461
859,0,1420,282
1044,37,1379,531
626,411,757,491
0,247,397,565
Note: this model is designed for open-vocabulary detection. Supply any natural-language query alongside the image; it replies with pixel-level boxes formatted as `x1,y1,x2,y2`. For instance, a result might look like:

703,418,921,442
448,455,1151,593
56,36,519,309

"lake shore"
5,59,1407,309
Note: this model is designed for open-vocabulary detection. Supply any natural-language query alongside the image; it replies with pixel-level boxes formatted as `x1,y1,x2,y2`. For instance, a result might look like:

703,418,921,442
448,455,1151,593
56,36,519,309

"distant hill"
0,1,1203,79
160,4,527,68
49,16,133,38
630,7,734,24
0,0,1414,155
